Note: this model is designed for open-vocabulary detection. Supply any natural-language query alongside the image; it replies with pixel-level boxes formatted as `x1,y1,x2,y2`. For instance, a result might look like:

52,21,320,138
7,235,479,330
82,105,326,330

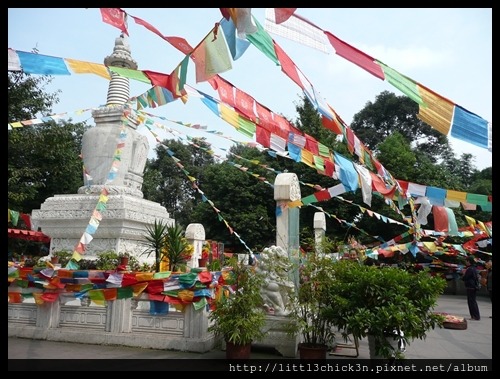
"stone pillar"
183,304,210,339
274,173,301,288
106,298,132,333
185,223,205,269
313,212,326,254
36,296,61,328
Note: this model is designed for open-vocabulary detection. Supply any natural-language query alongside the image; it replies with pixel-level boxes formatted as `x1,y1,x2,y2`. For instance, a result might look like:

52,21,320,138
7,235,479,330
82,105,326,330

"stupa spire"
104,33,138,105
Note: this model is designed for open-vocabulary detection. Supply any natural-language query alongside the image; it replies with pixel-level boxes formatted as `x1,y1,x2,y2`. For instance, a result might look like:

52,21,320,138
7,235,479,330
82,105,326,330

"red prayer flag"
314,189,331,202
370,172,397,199
121,273,138,287
272,113,291,140
131,16,163,38
324,31,384,80
273,41,304,89
322,114,343,135
273,8,297,24
148,293,165,302
20,213,31,230
219,8,231,20
8,292,22,303
103,288,117,301
164,36,194,55
100,8,129,36
146,280,165,295
433,206,449,232
324,159,334,177
214,76,236,108
197,271,213,284
40,292,60,302
234,88,256,121
255,125,271,148
304,133,320,156
397,180,410,193
143,70,171,88
256,102,273,125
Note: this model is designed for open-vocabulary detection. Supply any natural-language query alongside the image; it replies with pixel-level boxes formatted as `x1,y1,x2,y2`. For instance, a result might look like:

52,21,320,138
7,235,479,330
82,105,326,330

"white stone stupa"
32,33,173,258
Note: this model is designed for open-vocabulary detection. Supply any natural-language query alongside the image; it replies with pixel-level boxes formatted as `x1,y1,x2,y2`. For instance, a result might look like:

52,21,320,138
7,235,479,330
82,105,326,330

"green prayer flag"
192,296,208,311
301,194,318,206
117,286,134,299
162,290,179,298
237,116,256,138
81,283,94,291
178,272,198,283
108,66,151,84
88,289,105,302
377,61,425,107
246,17,279,65
153,272,172,279
15,279,28,288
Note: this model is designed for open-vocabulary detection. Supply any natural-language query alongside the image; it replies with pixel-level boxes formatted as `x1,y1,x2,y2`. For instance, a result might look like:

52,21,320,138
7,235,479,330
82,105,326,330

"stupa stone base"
31,193,172,258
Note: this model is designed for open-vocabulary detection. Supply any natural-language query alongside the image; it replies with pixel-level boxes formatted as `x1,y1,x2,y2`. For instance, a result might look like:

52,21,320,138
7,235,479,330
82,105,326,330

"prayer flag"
167,54,190,99
246,17,279,65
16,51,70,76
324,31,384,80
192,26,232,83
220,17,251,60
65,58,111,80
100,8,129,36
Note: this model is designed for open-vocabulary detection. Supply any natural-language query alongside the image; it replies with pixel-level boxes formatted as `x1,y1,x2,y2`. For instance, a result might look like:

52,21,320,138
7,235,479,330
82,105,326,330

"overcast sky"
8,8,492,170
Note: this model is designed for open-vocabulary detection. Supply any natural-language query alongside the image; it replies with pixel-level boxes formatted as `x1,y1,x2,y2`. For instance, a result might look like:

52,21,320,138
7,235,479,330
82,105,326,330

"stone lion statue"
256,245,295,316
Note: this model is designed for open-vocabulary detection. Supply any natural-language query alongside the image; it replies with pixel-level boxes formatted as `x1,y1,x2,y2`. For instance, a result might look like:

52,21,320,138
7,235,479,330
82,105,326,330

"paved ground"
8,294,492,370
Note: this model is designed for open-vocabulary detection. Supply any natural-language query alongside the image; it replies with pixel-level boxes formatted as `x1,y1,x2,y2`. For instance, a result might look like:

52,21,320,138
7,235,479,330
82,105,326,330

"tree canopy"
8,72,89,213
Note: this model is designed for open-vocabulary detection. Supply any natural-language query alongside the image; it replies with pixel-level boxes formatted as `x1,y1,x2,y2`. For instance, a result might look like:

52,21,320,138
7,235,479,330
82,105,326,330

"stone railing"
8,286,299,357
7,286,216,353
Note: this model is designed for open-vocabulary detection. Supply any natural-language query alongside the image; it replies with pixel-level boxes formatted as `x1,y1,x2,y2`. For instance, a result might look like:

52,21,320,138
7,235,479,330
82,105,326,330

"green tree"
8,71,88,213
8,71,60,123
143,137,215,228
191,146,276,253
350,90,451,164
8,119,89,213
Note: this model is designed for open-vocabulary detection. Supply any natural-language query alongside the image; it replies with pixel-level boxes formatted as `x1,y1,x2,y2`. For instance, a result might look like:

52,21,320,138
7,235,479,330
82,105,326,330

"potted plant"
95,250,119,271
323,259,447,359
118,252,131,266
141,219,171,272
207,255,267,359
198,242,211,267
51,250,72,266
160,225,193,272
283,243,338,359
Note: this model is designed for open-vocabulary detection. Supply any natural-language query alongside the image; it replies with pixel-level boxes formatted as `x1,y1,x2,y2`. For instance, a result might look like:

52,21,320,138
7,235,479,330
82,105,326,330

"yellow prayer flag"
71,251,82,261
173,303,188,312
288,200,303,209
301,149,315,168
131,282,149,297
417,84,454,135
219,104,240,129
465,215,476,229
446,189,467,202
422,241,437,252
478,221,490,237
178,289,194,302
65,58,111,80
32,293,45,305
